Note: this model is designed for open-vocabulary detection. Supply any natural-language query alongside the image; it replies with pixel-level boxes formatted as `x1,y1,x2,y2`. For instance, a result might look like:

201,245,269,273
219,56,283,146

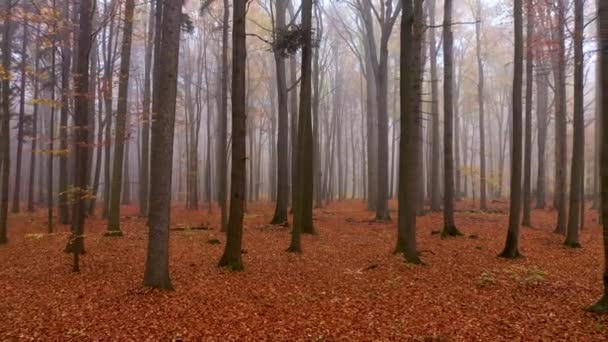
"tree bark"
27,25,41,213
67,0,93,272
587,0,608,313
0,0,13,244
428,0,441,212
395,0,421,264
441,0,462,237
553,0,568,235
270,0,289,225
107,0,135,235
143,0,182,289
565,0,584,248
474,0,487,210
522,0,533,226
12,18,28,213
217,0,229,232
288,0,315,253
499,0,523,258
536,72,549,209
219,0,246,269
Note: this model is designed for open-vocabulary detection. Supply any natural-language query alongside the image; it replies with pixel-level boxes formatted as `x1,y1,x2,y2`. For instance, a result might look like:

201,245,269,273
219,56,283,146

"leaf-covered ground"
1,200,607,341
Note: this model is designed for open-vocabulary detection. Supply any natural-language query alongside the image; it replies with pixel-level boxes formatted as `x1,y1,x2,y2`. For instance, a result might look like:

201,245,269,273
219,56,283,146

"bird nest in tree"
273,25,319,58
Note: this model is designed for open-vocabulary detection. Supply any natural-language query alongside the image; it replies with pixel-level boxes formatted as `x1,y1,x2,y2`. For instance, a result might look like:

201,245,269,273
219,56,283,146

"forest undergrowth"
1,200,607,341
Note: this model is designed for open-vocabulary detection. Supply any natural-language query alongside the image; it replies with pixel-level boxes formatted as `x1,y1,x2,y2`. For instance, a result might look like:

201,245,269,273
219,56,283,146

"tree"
139,1,155,218
522,0,533,226
288,0,315,253
441,0,462,237
587,0,608,313
106,0,135,236
217,0,229,232
564,0,584,248
499,0,523,259
218,0,246,269
58,0,72,225
535,70,549,210
0,0,14,244
143,0,183,289
553,0,567,235
428,0,441,212
12,14,28,214
67,0,94,272
395,0,421,264
473,0,487,210
270,0,289,226
27,25,41,213
357,0,401,221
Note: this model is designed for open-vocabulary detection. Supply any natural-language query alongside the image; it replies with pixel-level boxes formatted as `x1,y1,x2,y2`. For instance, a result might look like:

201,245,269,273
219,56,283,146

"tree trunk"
58,0,72,224
565,0,584,248
12,19,28,213
270,0,289,225
395,0,421,263
0,0,13,244
588,0,608,313
67,0,93,272
107,0,135,235
428,0,441,212
143,0,183,289
139,1,155,217
27,26,41,213
102,0,117,219
219,0,246,270
441,0,462,237
521,0,534,227
288,0,314,253
553,0,568,234
522,0,533,226
474,0,487,210
217,0,229,232
536,71,549,209
499,0,523,258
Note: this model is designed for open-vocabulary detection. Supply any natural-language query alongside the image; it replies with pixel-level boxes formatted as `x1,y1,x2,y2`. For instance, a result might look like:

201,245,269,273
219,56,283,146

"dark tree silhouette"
499,0,523,259
218,0,247,270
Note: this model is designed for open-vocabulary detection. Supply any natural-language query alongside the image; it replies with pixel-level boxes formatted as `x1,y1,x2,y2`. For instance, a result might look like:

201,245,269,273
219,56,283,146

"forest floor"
1,199,607,341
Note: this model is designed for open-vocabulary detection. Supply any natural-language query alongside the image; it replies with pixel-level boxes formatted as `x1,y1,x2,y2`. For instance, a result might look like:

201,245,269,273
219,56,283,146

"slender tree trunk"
442,0,462,237
102,1,116,219
47,6,57,233
67,0,93,272
139,0,154,217
428,0,441,212
312,15,323,208
553,0,568,234
522,0,534,226
107,0,135,235
217,0,229,231
270,0,289,225
454,58,462,201
536,72,549,209
12,19,28,213
565,0,584,248
143,0,183,289
58,0,72,224
288,0,314,253
499,0,523,259
219,0,246,270
27,27,41,213
474,0,487,210
0,0,13,244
